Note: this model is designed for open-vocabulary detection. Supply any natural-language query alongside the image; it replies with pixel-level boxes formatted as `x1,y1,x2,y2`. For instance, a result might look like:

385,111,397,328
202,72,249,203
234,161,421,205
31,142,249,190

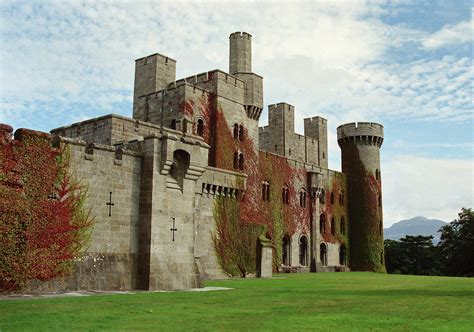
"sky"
0,0,472,227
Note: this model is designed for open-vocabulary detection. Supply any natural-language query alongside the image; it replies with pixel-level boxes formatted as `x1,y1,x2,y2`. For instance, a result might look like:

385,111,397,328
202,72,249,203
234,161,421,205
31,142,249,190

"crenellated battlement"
135,53,177,67
337,122,384,147
229,31,252,40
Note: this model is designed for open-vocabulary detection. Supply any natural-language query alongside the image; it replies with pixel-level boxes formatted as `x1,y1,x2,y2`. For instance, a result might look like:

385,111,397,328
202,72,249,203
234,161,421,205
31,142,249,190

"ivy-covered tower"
337,122,385,272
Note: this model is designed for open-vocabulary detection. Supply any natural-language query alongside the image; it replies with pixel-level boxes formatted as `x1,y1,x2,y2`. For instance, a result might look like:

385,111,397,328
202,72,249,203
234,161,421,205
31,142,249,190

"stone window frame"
339,190,345,205
331,217,336,235
196,118,205,137
233,123,245,141
281,186,290,204
320,213,326,234
320,242,328,266
340,216,346,235
299,234,309,266
319,189,326,204
299,187,307,208
170,119,177,130
261,181,270,201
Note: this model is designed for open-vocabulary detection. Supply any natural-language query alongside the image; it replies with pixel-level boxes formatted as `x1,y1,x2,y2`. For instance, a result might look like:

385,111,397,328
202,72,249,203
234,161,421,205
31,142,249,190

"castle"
4,32,385,291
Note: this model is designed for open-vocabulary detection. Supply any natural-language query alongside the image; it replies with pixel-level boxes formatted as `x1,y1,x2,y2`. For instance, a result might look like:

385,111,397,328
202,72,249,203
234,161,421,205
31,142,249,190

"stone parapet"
337,122,384,147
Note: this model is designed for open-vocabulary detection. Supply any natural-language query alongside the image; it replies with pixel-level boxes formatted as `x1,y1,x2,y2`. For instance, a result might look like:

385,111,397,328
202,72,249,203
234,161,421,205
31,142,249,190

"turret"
304,116,328,169
132,53,177,115
229,32,252,74
229,32,263,120
337,122,385,272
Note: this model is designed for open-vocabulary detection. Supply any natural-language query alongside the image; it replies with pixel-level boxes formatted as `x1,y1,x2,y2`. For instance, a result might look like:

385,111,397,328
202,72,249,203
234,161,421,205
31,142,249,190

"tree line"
384,208,473,277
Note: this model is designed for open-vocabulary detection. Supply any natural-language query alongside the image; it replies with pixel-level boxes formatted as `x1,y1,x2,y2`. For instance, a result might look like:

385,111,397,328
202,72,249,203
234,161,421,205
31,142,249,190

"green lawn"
1,273,473,331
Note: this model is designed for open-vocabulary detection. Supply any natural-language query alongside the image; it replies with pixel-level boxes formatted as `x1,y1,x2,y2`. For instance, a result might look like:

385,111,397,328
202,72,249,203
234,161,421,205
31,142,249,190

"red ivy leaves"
0,127,93,292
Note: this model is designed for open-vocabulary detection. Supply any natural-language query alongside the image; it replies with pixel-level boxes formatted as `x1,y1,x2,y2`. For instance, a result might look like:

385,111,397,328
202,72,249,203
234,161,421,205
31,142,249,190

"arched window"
339,191,344,205
169,150,190,191
233,123,239,140
170,119,177,130
330,192,335,204
340,216,346,235
299,235,308,266
282,186,289,204
238,153,244,170
299,188,307,208
262,181,270,201
233,152,238,170
320,243,327,266
331,217,336,235
319,189,326,204
339,244,347,265
282,235,291,266
238,125,244,141
320,213,326,234
196,119,204,136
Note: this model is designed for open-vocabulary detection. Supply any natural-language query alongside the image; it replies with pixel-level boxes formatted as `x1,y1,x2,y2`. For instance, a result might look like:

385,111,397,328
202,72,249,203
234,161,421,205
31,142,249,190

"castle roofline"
135,52,177,63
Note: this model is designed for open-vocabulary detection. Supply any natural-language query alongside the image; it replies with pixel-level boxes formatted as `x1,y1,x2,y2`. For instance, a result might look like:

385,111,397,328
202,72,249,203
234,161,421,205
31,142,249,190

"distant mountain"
384,216,448,244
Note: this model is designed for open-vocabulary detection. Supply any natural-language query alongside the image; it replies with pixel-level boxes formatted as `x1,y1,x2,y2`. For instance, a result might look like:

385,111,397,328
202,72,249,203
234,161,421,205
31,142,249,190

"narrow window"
238,153,244,170
288,148,291,156
320,243,327,266
330,192,335,204
319,189,326,204
375,169,380,181
380,220,383,235
339,191,344,205
233,123,239,139
262,182,270,201
331,217,336,235
299,235,308,266
233,152,238,169
299,188,306,208
170,119,177,130
196,119,204,136
339,245,347,265
320,213,326,234
378,193,382,207
340,217,346,235
274,144,278,152
282,186,289,204
282,235,291,266
238,125,244,141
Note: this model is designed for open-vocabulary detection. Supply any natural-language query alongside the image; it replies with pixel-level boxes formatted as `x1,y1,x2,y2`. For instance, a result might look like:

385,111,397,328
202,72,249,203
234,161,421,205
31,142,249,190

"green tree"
438,208,474,277
384,236,441,275
384,239,404,274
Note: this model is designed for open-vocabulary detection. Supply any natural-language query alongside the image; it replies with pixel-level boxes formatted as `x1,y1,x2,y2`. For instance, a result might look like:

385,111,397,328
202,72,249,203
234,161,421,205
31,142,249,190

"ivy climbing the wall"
0,126,94,292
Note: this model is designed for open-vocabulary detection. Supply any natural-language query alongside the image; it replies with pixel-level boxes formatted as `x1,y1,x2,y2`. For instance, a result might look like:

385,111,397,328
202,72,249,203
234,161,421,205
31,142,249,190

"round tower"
229,32,252,74
337,122,385,272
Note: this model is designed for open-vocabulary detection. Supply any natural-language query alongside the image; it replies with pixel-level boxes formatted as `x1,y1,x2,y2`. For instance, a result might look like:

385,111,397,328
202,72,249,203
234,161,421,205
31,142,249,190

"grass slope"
1,273,473,331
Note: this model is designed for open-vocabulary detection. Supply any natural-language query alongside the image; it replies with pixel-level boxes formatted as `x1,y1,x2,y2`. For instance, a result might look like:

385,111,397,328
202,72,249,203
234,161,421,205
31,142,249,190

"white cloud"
382,154,474,226
422,20,473,50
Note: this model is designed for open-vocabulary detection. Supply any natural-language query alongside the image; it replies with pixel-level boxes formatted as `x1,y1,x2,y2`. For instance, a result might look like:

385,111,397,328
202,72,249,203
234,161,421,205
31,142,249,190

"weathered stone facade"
22,32,384,291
